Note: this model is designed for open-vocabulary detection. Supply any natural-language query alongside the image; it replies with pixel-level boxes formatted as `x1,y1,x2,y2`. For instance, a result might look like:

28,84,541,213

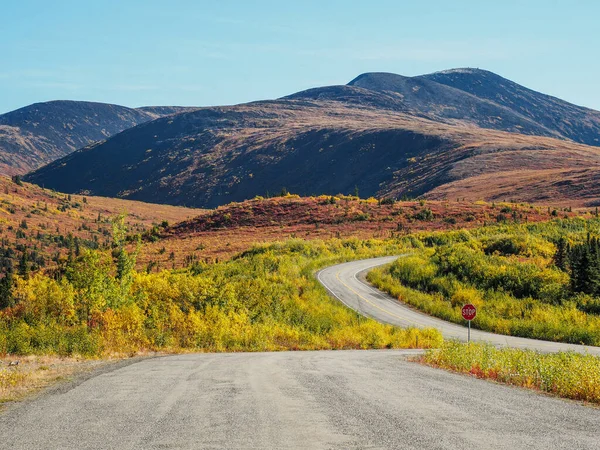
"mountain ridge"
20,68,600,207
0,100,198,175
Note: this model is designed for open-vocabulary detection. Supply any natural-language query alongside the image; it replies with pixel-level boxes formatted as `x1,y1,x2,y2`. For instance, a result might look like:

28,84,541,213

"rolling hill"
0,176,202,275
0,101,196,175
23,69,600,208
138,194,568,269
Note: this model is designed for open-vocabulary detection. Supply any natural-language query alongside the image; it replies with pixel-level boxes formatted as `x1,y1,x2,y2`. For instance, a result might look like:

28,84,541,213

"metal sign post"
468,319,471,343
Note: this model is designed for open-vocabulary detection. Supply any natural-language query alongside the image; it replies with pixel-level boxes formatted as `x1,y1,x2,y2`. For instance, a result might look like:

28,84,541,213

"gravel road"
2,256,599,449
1,350,599,450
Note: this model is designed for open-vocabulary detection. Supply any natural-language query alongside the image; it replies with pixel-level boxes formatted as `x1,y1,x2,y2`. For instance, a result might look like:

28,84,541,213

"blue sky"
1,0,599,113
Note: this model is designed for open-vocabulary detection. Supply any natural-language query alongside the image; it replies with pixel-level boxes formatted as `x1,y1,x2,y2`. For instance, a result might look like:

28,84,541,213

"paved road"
317,256,600,356
1,350,599,450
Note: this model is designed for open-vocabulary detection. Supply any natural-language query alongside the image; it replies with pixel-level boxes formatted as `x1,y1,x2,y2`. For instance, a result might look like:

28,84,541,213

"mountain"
0,101,196,175
24,69,600,208
349,70,600,145
420,69,600,147
24,101,455,207
136,105,199,120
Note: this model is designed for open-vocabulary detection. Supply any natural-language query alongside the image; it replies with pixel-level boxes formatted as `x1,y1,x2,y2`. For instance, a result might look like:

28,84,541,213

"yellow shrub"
12,274,76,324
450,286,484,309
98,305,148,353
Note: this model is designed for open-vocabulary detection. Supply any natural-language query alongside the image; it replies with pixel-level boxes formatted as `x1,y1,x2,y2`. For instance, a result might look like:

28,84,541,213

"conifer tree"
0,269,13,309
553,236,570,271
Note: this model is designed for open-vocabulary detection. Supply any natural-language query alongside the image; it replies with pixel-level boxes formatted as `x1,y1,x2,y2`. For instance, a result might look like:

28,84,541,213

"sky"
1,0,599,114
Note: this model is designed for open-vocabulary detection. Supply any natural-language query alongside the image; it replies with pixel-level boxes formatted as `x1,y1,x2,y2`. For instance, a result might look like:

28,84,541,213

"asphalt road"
317,256,600,356
1,350,599,450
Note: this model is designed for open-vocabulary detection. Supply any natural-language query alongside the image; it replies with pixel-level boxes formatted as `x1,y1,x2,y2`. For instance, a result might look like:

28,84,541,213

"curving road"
1,257,599,449
317,256,600,356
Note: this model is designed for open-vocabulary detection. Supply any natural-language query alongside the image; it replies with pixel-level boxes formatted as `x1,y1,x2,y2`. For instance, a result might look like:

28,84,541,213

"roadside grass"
0,356,113,408
421,341,600,404
368,218,600,346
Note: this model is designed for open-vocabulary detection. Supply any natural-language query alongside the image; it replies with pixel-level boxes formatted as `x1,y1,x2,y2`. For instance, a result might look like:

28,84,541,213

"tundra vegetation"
422,341,600,404
0,222,442,357
3,206,600,406
368,218,600,345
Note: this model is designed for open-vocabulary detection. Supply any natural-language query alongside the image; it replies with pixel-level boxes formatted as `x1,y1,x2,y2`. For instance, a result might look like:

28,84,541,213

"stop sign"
462,304,477,321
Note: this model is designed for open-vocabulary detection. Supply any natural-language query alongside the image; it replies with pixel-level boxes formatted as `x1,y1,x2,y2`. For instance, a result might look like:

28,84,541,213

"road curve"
317,256,600,356
1,350,600,450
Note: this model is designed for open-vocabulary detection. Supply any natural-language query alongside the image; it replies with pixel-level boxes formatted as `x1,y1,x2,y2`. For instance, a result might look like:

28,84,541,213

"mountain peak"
431,67,494,76
347,72,409,89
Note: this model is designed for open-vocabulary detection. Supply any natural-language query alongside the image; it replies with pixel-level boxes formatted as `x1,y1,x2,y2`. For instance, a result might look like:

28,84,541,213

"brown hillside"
0,101,196,175
136,195,577,269
0,178,203,273
25,98,600,208
23,69,600,208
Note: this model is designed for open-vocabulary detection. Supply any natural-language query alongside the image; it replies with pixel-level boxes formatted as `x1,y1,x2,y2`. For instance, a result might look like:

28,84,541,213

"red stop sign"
462,304,477,321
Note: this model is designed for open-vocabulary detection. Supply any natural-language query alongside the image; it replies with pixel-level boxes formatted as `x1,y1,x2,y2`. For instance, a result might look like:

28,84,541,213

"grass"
0,355,115,408
422,341,600,404
368,218,600,346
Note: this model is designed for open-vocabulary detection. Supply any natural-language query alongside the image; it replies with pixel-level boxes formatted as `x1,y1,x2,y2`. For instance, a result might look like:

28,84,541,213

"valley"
0,64,599,443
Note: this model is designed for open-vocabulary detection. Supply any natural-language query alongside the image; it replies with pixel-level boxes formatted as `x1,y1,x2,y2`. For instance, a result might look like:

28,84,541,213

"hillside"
350,70,600,146
0,175,571,276
0,177,202,275
420,68,600,147
0,101,196,175
347,72,561,138
0,176,572,274
136,194,573,268
24,69,600,208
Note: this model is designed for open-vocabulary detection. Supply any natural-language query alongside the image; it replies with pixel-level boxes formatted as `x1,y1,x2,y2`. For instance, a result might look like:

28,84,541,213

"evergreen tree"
569,238,600,295
17,251,29,279
0,269,13,309
553,236,570,271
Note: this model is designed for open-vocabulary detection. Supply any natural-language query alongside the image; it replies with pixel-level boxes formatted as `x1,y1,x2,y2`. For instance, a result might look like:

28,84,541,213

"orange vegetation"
136,195,577,270
0,177,203,270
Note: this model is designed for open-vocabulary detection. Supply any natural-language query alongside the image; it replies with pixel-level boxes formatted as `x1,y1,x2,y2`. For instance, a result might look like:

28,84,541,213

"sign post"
461,304,477,343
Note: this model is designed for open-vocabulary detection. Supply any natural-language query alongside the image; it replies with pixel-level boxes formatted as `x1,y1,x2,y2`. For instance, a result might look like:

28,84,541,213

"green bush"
0,238,442,356
369,219,600,346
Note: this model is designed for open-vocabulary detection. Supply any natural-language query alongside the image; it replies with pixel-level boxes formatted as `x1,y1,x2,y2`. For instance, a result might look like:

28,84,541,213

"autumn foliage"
369,218,600,345
0,235,442,356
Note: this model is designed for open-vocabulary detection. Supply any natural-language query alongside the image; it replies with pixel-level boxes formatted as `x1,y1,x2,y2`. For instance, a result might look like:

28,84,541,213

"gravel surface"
0,350,598,449
2,257,599,449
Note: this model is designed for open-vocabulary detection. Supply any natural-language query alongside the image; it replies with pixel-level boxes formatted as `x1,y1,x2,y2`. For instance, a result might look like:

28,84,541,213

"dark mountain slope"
0,101,196,175
24,101,457,207
347,72,562,139
136,105,199,119
25,90,600,208
283,85,410,113
23,69,600,208
419,68,600,147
